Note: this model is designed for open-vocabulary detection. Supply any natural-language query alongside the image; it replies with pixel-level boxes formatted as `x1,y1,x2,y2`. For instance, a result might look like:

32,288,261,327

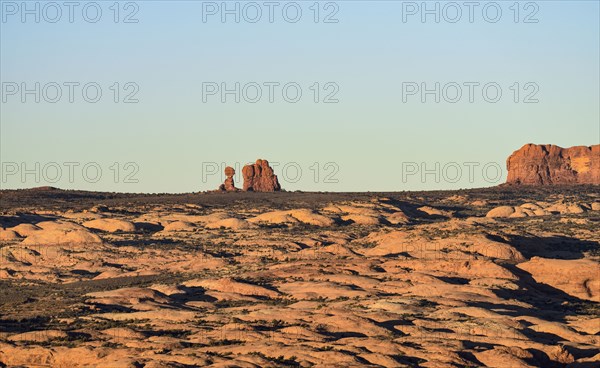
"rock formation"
517,257,600,302
242,159,281,192
218,166,238,192
506,144,599,185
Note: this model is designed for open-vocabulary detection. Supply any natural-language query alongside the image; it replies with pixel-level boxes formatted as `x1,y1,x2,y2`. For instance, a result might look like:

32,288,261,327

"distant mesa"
218,159,281,192
28,186,59,191
506,144,599,185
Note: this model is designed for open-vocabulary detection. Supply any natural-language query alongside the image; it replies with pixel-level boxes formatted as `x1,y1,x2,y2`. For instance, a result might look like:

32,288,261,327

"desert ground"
0,186,598,367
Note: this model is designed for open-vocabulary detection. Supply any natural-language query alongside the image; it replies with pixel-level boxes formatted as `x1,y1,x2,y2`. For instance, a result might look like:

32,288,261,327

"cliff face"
506,144,599,185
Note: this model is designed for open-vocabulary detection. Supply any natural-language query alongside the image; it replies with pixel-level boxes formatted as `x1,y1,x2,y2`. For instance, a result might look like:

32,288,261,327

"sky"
1,0,599,193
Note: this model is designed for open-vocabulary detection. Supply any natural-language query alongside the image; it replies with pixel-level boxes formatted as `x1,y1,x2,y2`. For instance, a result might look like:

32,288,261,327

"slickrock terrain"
0,187,599,367
506,144,600,185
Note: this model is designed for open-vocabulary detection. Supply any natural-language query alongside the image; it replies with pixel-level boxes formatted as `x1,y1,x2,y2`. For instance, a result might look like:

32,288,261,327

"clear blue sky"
1,1,599,192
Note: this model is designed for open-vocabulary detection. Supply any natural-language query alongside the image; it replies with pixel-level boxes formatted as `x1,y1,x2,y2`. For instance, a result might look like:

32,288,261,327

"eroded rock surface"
506,144,600,185
242,159,281,192
0,189,598,367
218,166,238,192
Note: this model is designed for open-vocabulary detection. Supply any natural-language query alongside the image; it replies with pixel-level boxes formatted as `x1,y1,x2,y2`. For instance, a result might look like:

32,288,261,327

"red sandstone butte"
506,144,599,185
242,159,281,192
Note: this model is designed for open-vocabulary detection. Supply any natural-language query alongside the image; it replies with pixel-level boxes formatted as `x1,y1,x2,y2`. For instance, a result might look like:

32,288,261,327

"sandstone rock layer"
242,159,281,192
219,166,238,192
506,144,599,185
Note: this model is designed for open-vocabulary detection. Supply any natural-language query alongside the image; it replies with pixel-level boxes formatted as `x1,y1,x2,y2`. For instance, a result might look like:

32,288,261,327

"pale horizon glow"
1,1,599,193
